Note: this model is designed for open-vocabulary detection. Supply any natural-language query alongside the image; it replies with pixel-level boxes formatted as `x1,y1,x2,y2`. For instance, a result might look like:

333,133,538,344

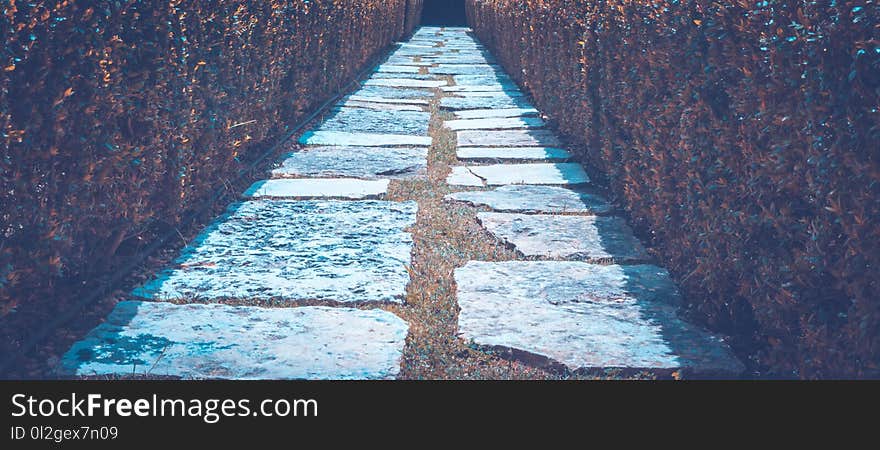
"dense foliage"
1,1,422,317
467,0,879,377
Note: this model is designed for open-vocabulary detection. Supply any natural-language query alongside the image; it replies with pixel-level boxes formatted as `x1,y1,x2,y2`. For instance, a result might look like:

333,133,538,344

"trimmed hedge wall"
1,1,422,316
467,0,879,377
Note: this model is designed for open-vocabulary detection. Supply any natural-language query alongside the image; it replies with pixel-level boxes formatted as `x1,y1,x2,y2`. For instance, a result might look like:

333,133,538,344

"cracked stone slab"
272,147,427,179
457,129,561,147
441,96,535,110
298,130,431,147
60,302,408,380
132,200,417,303
364,78,447,88
316,108,430,135
347,95,429,106
453,108,539,119
446,166,486,186
339,99,425,111
243,178,389,199
428,64,503,75
445,185,611,214
446,163,590,186
445,117,545,131
454,261,744,374
477,212,649,262
456,146,571,161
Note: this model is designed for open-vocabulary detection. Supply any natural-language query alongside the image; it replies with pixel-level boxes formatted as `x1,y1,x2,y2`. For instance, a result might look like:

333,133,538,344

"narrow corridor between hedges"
59,27,742,379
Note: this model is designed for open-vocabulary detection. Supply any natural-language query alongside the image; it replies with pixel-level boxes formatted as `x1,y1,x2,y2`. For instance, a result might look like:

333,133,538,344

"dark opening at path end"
421,0,468,26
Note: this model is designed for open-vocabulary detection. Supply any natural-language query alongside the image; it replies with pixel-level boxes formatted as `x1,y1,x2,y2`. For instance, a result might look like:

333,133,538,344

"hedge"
466,0,879,377
1,1,422,318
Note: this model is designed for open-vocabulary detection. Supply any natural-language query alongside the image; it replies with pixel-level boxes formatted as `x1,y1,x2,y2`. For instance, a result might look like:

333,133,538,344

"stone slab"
364,78,447,88
347,95,429,106
243,178,389,199
60,302,408,379
457,129,561,147
445,185,610,214
375,64,421,73
445,166,485,186
273,147,427,180
476,212,649,262
445,117,545,131
339,100,425,111
391,49,441,57
454,261,744,374
356,85,433,99
133,200,417,303
441,96,535,110
317,108,430,135
453,74,514,86
429,64,503,75
456,90,526,98
383,59,433,66
422,58,495,66
441,84,520,93
299,130,431,147
370,73,439,80
397,43,437,49
446,163,590,186
455,146,571,161
453,108,539,119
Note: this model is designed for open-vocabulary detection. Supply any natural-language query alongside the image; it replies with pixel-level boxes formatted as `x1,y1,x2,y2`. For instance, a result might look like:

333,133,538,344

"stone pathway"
434,32,743,376
60,26,742,379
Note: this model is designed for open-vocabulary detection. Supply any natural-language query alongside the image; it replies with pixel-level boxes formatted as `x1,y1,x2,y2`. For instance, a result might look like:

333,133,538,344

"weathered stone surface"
397,42,437,49
376,64,421,73
455,146,571,161
456,90,525,98
428,64,503,75
457,129,560,146
338,100,425,112
317,108,430,135
476,212,649,262
441,84,520,93
243,178,389,199
371,73,440,80
391,48,441,57
383,58,433,66
347,95,429,106
364,78,447,88
441,96,534,110
454,261,744,373
133,200,417,303
299,130,431,147
453,108,539,119
445,117,545,131
60,302,408,379
446,185,610,214
422,56,495,65
453,74,514,86
446,163,590,186
355,86,433,99
273,147,427,180
445,167,485,186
